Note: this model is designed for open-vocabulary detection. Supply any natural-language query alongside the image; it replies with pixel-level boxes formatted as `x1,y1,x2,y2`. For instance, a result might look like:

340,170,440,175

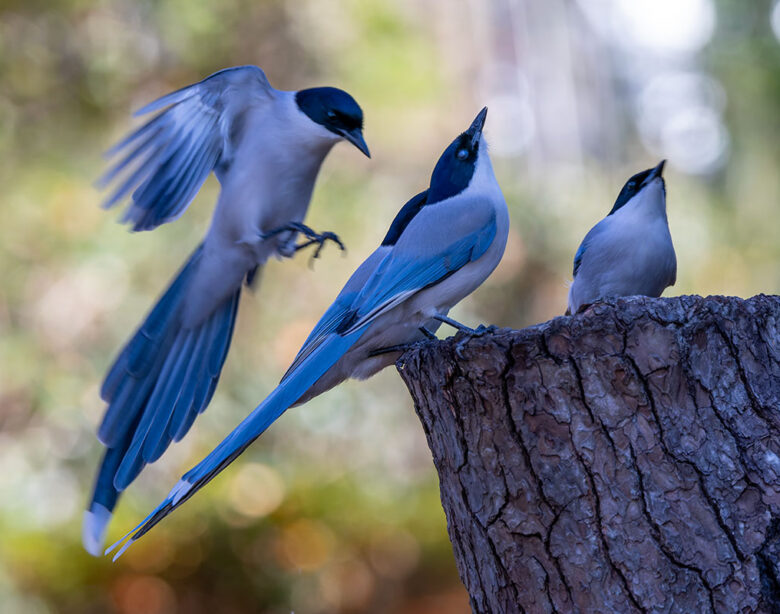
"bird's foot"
473,324,498,336
419,326,437,340
292,223,345,261
263,222,346,263
433,315,497,358
454,325,498,358
433,314,496,337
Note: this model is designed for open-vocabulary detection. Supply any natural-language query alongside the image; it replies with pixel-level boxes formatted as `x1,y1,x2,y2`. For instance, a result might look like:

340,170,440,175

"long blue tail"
106,329,365,559
83,245,240,555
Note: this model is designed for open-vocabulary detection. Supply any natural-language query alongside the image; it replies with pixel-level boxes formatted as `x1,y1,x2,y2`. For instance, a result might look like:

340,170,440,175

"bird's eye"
327,110,337,120
628,181,636,189
456,148,469,160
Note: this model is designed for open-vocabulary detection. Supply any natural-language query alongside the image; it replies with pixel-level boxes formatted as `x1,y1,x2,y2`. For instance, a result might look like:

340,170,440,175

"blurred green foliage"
0,0,778,613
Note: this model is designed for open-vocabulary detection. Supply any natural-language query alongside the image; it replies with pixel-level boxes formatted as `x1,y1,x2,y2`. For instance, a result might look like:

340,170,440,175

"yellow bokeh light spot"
274,519,335,571
228,462,285,519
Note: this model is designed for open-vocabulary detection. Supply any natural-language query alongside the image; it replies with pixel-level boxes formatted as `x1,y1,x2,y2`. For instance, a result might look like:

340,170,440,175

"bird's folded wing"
341,201,498,334
99,65,273,231
573,218,609,277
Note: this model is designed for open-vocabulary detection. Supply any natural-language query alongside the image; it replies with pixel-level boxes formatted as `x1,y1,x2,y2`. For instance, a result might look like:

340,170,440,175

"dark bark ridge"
397,295,780,614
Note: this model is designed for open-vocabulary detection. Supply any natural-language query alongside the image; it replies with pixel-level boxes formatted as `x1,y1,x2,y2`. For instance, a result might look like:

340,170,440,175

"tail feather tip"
112,538,135,562
82,504,112,557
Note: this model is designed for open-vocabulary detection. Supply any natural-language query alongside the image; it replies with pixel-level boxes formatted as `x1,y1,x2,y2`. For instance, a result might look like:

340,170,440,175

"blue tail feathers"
84,245,240,554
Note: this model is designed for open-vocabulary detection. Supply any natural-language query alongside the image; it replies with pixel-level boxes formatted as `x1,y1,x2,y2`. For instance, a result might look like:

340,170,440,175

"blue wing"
572,216,611,278
573,240,588,277
281,248,390,381
341,213,497,333
99,66,272,231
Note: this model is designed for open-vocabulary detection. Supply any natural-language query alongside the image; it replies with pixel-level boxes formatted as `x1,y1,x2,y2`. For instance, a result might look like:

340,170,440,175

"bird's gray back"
181,94,339,326
569,206,676,311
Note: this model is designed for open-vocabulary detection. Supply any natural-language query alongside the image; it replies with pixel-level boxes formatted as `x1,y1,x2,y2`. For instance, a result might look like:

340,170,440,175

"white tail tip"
171,478,193,506
82,504,112,557
112,538,135,562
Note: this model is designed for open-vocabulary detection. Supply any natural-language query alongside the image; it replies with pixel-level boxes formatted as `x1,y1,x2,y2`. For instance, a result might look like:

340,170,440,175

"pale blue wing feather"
99,65,272,231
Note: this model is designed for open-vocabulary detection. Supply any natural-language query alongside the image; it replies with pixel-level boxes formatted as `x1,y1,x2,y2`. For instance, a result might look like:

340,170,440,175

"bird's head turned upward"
609,160,667,215
295,87,370,157
427,107,490,204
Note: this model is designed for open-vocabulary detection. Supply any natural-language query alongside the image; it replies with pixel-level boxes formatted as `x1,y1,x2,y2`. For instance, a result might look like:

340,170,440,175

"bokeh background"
1,0,779,612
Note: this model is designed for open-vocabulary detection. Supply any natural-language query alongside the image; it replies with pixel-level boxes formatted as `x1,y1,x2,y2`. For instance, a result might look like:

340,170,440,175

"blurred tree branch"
398,295,780,613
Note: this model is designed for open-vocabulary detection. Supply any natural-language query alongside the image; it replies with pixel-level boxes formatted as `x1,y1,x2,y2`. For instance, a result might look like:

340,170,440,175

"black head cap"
609,160,666,215
295,87,369,157
427,107,487,204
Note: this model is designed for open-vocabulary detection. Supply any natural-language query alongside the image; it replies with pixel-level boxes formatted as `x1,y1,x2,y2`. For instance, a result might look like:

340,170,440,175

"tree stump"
397,295,780,614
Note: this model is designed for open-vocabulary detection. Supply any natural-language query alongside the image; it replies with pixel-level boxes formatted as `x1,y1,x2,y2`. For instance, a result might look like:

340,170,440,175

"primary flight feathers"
99,66,274,231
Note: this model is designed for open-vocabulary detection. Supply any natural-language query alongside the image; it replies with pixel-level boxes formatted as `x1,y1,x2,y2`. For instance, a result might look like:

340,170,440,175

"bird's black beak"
648,159,666,180
466,107,488,149
343,128,370,158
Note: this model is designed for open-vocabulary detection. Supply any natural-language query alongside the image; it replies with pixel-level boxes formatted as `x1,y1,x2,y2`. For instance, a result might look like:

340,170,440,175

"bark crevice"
398,295,780,614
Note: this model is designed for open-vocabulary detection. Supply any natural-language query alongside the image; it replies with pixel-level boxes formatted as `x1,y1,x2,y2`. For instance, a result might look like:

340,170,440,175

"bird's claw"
262,222,345,264
292,225,346,264
297,230,345,261
472,324,497,336
453,324,496,359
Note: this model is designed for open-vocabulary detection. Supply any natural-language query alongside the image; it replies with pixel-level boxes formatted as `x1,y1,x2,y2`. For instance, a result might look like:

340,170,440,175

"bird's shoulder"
391,192,497,257
198,65,275,101
572,216,614,275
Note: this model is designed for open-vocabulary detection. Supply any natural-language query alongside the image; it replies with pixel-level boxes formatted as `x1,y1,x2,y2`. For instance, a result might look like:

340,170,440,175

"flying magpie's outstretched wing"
106,194,499,558
99,65,273,231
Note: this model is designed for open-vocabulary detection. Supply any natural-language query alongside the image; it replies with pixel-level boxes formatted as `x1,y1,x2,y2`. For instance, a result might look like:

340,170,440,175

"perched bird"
106,107,509,559
84,66,370,555
567,160,676,314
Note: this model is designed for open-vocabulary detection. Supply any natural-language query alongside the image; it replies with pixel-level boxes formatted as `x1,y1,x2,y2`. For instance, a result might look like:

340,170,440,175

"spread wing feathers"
107,201,499,558
99,65,273,231
106,329,365,559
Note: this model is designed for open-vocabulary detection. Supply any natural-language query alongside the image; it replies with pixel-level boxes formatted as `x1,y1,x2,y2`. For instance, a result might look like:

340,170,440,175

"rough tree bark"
397,295,780,614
